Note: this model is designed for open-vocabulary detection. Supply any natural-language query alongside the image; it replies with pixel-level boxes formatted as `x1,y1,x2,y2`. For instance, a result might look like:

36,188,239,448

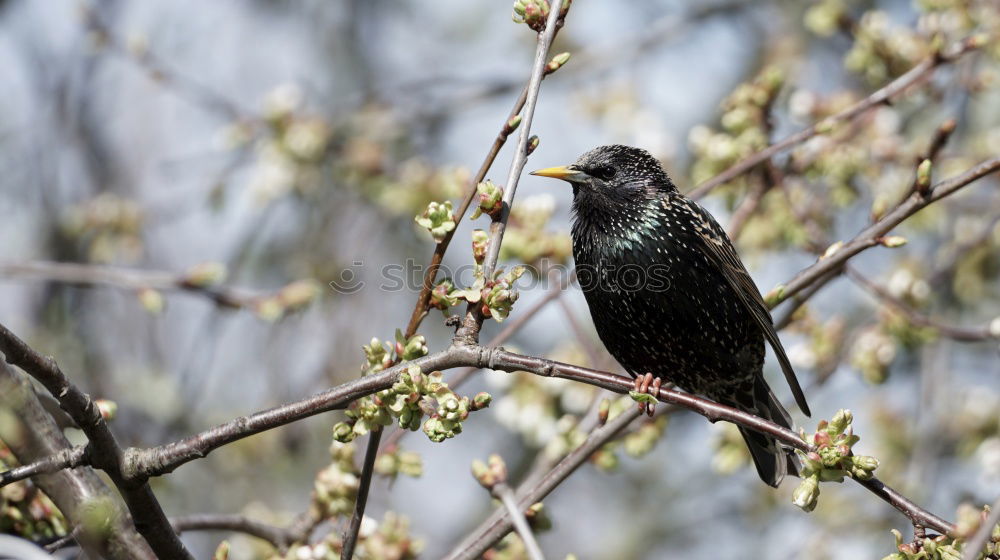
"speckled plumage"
544,145,810,487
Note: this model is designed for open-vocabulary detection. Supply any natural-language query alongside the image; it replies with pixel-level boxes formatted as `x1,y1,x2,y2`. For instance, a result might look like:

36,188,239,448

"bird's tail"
729,377,797,488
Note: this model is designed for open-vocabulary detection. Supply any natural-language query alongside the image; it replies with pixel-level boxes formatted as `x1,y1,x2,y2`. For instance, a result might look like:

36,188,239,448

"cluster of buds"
415,200,457,243
429,277,461,311
463,266,526,323
374,446,423,479
843,11,930,85
623,416,669,457
333,365,491,444
511,0,570,32
424,389,492,443
471,454,508,490
850,324,899,384
254,278,322,321
688,66,783,187
793,409,880,512
361,330,429,375
471,180,504,220
287,512,423,560
62,193,144,263
881,528,966,560
312,442,360,518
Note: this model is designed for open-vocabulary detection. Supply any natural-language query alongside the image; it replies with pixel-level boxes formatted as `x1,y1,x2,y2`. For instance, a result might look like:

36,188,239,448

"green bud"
333,421,356,443
137,288,165,315
827,409,853,435
415,200,457,243
471,180,504,220
214,540,230,560
95,399,117,421
545,51,571,74
791,474,820,512
471,392,492,410
763,284,785,307
184,261,228,287
527,135,540,155
472,229,490,264
506,115,522,133
915,159,932,194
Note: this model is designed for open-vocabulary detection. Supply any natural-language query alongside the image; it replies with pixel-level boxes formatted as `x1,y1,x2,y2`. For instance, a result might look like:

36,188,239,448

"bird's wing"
682,198,812,417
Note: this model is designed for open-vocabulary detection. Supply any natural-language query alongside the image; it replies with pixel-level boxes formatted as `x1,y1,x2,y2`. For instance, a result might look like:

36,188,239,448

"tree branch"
0,361,155,559
0,322,192,559
0,261,265,309
453,2,567,346
845,265,998,342
170,513,297,551
444,407,643,560
0,445,88,488
687,37,981,200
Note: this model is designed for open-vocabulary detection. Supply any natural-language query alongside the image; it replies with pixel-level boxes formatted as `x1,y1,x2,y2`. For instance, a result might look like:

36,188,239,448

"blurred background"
1,0,999,558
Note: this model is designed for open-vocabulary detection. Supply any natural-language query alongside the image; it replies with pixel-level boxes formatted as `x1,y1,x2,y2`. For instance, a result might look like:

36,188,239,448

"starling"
531,145,810,487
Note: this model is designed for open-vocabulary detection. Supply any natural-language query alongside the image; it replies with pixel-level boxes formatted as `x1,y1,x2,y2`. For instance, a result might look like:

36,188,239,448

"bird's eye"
590,165,616,181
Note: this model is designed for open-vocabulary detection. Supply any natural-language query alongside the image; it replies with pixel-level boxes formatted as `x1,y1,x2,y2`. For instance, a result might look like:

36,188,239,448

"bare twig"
0,261,266,309
962,496,1000,560
845,265,998,342
341,426,383,559
445,407,643,560
493,482,545,560
688,38,981,200
0,445,88,488
775,156,1000,306
170,513,297,551
0,322,192,559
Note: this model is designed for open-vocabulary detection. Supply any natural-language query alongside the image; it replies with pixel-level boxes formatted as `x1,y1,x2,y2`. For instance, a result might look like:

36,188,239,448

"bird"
531,144,810,487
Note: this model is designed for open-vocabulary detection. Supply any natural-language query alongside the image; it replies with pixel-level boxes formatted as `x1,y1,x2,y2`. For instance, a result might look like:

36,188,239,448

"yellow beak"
529,165,587,182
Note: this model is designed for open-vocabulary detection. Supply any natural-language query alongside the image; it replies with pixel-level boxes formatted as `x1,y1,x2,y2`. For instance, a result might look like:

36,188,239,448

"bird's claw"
634,373,662,417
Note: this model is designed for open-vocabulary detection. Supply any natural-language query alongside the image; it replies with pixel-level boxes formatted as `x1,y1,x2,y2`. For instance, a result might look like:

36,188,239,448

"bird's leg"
634,373,661,417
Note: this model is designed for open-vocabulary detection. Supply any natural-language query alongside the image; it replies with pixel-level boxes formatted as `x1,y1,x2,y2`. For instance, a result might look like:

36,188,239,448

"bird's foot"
633,373,662,417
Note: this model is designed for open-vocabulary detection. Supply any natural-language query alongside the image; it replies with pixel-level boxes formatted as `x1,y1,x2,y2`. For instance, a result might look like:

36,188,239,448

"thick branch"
0,322,192,559
0,362,154,559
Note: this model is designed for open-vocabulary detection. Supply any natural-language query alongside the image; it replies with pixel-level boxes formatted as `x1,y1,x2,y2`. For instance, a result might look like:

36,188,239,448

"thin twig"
170,513,297,551
493,482,545,560
341,427,382,559
453,2,567,346
962,496,1000,560
845,265,998,342
775,155,1000,306
0,261,266,309
687,37,981,200
444,407,643,560
0,445,88,488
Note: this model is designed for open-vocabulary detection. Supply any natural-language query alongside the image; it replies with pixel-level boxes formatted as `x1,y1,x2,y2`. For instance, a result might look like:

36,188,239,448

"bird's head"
530,145,676,219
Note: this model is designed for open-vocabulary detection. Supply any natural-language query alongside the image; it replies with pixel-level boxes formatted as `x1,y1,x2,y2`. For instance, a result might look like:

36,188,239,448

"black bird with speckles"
532,145,810,487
